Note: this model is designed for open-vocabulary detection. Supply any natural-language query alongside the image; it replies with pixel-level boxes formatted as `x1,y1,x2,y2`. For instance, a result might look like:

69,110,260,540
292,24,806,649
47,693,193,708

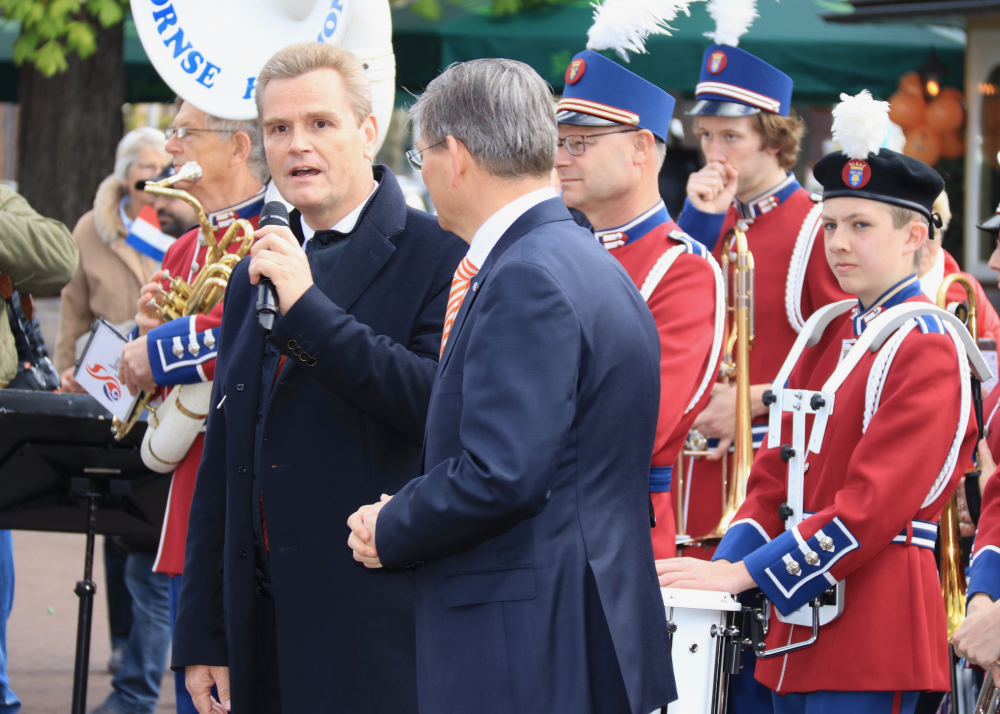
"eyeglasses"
406,140,448,171
165,126,236,140
557,127,638,156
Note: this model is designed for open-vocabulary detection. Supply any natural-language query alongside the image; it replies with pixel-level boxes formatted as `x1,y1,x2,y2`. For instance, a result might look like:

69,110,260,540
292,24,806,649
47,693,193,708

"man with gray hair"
113,100,269,714
172,42,466,714
347,58,677,714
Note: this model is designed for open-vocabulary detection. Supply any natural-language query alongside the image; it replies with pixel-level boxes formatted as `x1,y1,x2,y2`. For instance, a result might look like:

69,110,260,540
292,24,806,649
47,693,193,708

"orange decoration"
939,86,965,103
904,124,942,166
889,91,927,130
898,72,924,97
926,96,965,133
940,130,965,160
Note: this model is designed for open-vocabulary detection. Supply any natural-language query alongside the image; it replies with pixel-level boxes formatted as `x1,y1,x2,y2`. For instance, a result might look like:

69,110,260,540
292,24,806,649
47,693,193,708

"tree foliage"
0,0,128,76
410,0,572,21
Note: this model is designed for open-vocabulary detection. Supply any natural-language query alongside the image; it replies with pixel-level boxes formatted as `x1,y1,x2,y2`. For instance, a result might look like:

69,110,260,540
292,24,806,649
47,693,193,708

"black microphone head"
260,200,290,228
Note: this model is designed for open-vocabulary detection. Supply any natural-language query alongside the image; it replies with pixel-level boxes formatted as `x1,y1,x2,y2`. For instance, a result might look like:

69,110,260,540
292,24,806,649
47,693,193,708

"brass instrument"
690,226,755,544
111,162,256,440
975,671,1000,714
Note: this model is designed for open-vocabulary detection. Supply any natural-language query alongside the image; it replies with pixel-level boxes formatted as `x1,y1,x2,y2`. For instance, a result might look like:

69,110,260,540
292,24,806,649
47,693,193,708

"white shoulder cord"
784,202,824,334
640,243,726,414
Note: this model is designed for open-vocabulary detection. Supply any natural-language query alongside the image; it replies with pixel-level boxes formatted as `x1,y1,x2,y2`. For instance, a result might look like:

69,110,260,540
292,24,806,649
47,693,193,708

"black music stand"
0,390,169,714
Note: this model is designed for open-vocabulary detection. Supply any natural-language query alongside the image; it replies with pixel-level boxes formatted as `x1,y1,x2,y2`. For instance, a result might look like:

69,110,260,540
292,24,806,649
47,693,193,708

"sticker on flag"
126,205,175,262
74,319,140,422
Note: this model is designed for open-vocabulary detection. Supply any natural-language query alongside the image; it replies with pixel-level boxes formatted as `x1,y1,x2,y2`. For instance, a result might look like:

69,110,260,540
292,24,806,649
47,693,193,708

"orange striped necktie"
440,256,479,358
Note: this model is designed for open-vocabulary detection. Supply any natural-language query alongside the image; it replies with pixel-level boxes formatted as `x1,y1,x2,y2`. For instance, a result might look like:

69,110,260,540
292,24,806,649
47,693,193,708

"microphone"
256,201,290,335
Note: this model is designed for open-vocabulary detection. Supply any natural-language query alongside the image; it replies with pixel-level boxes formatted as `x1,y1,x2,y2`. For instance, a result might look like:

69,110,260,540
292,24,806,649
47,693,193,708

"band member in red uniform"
116,98,267,713
555,50,723,559
660,92,979,714
676,45,850,555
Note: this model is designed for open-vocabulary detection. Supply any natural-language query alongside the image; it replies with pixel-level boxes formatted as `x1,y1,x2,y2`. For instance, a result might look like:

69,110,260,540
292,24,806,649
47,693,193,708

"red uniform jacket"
678,179,850,546
969,387,1000,601
714,286,977,693
152,192,264,575
603,204,722,558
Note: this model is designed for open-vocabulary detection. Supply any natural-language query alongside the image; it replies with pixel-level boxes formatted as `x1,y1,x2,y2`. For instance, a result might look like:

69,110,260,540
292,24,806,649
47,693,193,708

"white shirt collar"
119,195,134,231
300,180,379,248
466,187,558,269
919,247,946,301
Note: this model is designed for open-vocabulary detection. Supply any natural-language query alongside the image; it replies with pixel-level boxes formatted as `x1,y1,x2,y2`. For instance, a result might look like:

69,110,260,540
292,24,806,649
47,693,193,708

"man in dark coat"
171,42,466,714
348,58,677,714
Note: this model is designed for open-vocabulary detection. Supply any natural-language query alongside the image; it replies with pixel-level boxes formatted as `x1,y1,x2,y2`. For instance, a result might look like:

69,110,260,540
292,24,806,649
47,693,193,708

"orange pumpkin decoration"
889,91,926,130
898,71,924,97
904,124,942,166
940,130,965,160
939,86,965,103
926,96,965,133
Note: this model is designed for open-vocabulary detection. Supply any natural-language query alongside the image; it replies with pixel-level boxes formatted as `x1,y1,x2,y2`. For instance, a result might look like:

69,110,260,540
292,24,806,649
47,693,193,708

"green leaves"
410,0,572,20
0,0,128,76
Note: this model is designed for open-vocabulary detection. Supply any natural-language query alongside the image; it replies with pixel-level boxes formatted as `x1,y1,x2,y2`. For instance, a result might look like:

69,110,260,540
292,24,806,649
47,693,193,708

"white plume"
832,90,890,160
587,0,697,62
704,0,758,47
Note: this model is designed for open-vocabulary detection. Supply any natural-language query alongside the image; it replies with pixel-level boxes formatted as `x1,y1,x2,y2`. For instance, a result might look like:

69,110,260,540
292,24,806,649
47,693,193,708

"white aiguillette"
75,319,141,423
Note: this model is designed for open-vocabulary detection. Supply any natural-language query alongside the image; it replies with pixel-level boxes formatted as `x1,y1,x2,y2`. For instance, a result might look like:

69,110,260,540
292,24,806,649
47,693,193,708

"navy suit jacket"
171,166,467,714
377,198,677,714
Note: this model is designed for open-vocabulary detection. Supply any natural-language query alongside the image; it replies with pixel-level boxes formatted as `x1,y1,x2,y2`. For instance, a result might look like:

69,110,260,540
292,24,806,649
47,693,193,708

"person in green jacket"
0,182,76,714
0,184,78,387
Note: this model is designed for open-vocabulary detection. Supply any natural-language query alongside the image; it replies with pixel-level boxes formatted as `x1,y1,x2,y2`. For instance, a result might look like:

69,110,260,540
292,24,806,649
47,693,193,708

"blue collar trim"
208,189,266,229
735,173,801,220
596,201,671,249
852,274,922,336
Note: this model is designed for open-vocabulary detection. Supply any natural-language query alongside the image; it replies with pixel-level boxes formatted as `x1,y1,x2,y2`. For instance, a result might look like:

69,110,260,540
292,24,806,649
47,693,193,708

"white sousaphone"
131,0,395,473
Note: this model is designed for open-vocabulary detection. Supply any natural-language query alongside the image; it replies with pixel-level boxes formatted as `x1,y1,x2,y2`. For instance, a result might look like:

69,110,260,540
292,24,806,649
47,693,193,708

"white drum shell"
659,588,741,714
140,381,213,473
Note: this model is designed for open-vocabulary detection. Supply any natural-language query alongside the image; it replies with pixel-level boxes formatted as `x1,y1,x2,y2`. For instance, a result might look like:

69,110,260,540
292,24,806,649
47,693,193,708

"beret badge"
843,159,872,189
707,50,727,75
566,58,586,85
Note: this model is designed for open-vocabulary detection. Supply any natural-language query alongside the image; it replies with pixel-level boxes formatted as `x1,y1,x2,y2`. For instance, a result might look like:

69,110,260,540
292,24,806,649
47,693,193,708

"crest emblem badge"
842,159,872,189
565,58,586,85
708,50,727,75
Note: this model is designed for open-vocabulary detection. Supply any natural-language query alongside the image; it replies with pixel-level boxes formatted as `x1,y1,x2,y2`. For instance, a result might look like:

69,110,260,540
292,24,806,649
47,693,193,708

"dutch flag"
126,205,175,262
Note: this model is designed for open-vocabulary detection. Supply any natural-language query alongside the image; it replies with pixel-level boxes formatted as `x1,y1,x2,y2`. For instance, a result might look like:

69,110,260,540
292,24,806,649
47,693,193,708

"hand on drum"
952,593,1000,687
656,557,756,595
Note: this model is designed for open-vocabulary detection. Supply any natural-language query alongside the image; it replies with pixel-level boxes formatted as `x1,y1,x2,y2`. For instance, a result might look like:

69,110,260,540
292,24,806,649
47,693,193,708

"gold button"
819,537,834,552
293,347,303,356
804,551,820,566
786,560,801,576
287,339,298,349
307,357,317,367
299,352,310,362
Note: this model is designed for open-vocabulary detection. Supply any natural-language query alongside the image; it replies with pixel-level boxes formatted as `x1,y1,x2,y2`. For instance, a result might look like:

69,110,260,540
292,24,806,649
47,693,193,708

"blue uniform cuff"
649,465,672,493
713,519,771,563
147,317,218,386
969,547,1000,603
743,518,859,616
676,198,726,251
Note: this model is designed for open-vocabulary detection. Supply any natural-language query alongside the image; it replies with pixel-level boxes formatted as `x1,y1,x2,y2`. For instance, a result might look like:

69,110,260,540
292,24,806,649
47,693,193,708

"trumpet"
692,226,755,544
111,162,256,440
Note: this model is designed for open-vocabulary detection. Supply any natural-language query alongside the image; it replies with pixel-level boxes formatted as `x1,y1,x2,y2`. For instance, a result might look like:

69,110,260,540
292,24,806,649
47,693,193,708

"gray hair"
408,59,557,179
114,127,166,184
203,113,270,184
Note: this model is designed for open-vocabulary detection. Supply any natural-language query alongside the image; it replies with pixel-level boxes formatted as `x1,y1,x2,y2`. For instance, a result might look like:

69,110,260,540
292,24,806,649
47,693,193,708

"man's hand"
692,383,737,460
347,494,393,568
957,480,976,538
60,367,86,394
248,226,314,315
185,664,231,714
136,270,166,335
685,161,739,214
656,557,755,594
953,593,1000,686
119,335,156,396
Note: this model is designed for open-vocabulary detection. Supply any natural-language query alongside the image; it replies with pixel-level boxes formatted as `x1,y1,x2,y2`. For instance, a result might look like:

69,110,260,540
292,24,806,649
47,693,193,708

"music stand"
0,390,169,714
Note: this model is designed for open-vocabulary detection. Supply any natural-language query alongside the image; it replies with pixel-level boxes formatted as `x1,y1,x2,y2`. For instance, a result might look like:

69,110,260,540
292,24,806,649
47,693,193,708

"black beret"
813,148,944,221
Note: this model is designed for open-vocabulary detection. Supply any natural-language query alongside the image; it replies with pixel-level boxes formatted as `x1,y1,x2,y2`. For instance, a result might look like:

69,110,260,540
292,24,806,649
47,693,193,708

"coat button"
804,551,820,566
239,550,247,559
819,537,835,552
786,560,802,576
237,383,244,391
287,339,298,349
239,467,247,474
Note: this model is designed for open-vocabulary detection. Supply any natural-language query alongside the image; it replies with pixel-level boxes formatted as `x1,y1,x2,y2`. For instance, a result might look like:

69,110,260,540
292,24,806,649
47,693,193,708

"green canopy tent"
0,0,965,104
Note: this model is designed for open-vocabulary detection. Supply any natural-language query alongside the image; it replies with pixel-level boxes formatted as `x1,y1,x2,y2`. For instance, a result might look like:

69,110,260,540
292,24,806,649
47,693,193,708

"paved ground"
7,530,176,714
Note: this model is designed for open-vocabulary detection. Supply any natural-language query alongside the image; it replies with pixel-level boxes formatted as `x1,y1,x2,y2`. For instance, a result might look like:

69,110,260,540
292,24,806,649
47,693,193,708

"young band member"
555,50,723,559
659,92,978,714
676,44,849,551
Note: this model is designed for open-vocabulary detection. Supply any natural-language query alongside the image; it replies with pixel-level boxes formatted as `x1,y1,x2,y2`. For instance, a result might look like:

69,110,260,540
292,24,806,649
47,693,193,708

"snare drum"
660,587,742,714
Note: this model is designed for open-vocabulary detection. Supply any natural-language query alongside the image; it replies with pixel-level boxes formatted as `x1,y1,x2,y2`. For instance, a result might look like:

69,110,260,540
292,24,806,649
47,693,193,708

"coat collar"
595,200,671,250
438,197,573,371
851,274,923,336
735,173,801,221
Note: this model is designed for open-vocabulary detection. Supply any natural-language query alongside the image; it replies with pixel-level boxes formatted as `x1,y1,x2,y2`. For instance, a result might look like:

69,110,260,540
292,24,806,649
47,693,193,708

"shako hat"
557,50,675,141
688,0,793,117
814,91,944,231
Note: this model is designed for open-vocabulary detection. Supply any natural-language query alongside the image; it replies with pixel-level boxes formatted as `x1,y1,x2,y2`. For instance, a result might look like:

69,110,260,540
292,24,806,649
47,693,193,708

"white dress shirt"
300,180,379,250
465,187,558,269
